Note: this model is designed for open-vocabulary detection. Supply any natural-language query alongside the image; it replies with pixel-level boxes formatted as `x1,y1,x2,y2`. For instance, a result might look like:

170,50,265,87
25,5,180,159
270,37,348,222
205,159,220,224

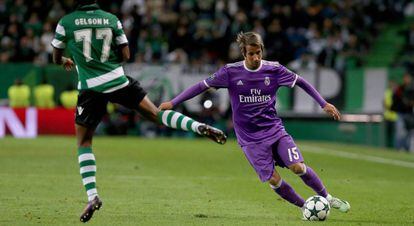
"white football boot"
326,194,350,212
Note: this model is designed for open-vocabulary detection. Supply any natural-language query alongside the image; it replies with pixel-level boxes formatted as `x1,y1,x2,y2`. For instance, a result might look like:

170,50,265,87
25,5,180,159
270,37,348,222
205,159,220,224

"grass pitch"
0,136,414,225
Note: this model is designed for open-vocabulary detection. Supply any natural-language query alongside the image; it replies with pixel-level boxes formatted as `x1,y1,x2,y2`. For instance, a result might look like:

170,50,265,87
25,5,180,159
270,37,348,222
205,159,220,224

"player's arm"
114,17,129,63
52,47,74,71
159,66,229,110
159,81,209,110
295,77,341,120
51,20,74,71
117,44,130,63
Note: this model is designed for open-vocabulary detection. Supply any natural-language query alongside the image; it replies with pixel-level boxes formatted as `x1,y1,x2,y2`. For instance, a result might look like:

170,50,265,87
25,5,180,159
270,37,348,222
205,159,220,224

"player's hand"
323,103,341,120
158,101,173,110
63,58,74,71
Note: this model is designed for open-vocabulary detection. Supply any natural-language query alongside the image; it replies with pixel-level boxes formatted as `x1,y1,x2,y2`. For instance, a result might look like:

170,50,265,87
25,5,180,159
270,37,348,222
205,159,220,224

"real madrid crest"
264,76,270,86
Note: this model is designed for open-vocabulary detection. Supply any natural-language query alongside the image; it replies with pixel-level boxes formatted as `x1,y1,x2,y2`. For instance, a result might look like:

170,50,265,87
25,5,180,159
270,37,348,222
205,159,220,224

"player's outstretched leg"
297,164,350,212
270,179,305,208
158,110,227,144
137,97,226,144
297,165,328,197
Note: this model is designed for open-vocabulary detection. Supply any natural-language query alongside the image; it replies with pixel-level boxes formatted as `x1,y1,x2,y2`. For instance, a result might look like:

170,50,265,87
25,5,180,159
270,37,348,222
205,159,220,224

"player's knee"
268,172,282,187
77,135,92,147
76,131,93,147
150,108,161,123
78,140,92,147
143,108,159,123
289,163,305,175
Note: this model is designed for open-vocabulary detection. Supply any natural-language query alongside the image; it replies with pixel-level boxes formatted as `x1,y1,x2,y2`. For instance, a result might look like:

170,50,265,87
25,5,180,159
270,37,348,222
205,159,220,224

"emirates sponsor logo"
239,89,271,103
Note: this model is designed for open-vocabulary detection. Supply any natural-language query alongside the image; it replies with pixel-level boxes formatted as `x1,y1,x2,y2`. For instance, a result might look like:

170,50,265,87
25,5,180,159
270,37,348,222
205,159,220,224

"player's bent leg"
291,163,351,213
268,170,305,208
138,96,227,144
76,124,102,222
291,163,328,197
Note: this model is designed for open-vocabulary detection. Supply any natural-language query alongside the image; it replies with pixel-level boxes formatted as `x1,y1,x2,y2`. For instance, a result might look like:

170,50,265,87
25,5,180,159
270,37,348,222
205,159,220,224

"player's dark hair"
236,32,264,56
76,0,97,6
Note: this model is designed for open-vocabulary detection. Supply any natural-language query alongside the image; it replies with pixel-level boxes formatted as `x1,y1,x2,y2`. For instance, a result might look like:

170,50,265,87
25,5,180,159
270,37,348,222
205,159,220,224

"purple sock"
299,166,328,197
272,180,305,207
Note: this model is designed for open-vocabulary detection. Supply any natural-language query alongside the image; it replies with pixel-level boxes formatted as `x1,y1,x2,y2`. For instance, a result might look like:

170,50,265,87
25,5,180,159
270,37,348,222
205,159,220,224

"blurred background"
1,0,414,151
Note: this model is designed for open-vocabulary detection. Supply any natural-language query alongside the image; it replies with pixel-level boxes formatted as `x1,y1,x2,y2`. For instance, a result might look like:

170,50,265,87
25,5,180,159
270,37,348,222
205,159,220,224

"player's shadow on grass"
329,218,412,225
193,214,222,219
193,214,280,222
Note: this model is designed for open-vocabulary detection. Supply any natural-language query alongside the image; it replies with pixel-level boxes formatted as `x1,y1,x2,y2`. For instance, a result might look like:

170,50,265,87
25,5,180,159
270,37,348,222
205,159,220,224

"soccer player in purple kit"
159,32,350,215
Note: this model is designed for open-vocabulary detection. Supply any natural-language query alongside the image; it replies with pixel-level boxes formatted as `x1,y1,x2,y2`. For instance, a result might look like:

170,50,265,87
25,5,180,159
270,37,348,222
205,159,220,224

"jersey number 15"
74,28,112,63
287,147,299,162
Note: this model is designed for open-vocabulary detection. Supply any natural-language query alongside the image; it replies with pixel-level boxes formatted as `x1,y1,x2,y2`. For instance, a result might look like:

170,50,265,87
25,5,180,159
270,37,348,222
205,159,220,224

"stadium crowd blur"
387,72,414,151
1,0,412,69
3,0,414,143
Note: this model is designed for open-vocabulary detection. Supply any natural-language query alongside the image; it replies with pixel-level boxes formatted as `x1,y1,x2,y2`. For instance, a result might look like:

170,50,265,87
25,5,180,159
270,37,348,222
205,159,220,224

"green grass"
1,137,414,225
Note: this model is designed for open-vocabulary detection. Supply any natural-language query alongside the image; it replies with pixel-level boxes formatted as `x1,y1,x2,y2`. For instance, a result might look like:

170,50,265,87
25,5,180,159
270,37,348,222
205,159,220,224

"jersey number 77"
74,28,112,63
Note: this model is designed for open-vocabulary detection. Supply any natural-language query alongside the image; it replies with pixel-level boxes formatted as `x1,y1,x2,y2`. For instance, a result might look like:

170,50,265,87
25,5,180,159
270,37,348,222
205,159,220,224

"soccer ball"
302,195,330,221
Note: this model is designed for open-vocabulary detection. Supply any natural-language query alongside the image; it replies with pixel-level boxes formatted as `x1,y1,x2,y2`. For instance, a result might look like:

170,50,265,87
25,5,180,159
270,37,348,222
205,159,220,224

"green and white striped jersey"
51,4,129,93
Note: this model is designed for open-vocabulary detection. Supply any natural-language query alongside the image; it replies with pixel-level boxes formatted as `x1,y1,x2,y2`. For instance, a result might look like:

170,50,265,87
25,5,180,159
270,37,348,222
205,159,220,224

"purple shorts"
241,135,304,182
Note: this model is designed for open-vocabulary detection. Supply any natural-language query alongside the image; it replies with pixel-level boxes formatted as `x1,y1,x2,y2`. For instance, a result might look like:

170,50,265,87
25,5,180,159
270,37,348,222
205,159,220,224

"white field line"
301,145,414,169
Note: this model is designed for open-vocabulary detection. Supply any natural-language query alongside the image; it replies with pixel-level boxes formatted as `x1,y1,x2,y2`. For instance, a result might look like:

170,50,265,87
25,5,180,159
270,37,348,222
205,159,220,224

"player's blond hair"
236,31,264,56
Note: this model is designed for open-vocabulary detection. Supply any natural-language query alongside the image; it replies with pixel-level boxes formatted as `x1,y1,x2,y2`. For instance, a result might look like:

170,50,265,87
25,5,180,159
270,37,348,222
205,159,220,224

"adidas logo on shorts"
77,106,84,115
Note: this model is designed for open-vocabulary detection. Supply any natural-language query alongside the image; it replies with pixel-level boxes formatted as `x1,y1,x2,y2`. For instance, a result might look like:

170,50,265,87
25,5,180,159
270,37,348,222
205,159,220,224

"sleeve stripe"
116,34,128,45
56,24,66,36
291,74,298,88
117,21,123,29
203,80,210,88
51,39,66,49
54,33,65,41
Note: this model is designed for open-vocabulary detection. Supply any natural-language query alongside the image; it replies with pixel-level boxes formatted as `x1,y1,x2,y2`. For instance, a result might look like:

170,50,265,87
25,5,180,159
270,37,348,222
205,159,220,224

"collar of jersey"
77,3,100,11
243,60,262,72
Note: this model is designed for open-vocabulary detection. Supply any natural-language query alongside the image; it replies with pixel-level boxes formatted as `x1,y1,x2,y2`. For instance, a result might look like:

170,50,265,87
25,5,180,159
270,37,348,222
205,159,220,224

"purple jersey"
204,60,298,146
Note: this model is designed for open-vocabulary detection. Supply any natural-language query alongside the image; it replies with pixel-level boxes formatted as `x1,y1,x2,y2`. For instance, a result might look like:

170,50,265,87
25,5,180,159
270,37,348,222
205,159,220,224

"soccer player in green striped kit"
51,0,227,222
